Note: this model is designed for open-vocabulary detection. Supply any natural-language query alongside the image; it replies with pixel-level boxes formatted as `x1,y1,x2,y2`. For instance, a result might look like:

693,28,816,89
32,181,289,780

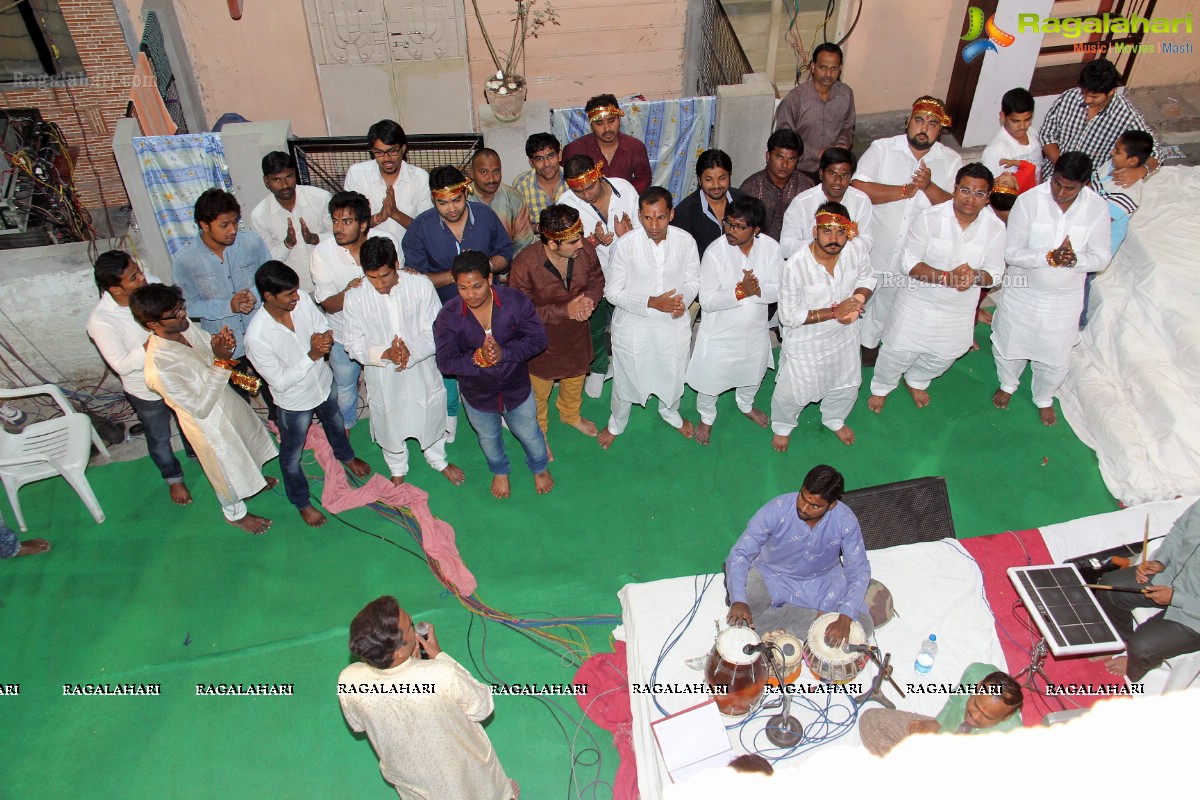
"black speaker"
840,476,956,551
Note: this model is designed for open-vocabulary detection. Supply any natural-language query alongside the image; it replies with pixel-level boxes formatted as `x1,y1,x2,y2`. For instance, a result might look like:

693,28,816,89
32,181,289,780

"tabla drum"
803,613,869,684
761,629,804,686
704,625,767,717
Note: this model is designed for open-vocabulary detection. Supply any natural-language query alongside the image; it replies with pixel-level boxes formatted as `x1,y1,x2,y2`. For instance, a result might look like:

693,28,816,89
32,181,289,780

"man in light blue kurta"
725,464,872,644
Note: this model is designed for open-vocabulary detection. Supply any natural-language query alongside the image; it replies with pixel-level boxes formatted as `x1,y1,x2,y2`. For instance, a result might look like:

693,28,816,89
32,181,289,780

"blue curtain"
552,97,716,203
132,133,233,256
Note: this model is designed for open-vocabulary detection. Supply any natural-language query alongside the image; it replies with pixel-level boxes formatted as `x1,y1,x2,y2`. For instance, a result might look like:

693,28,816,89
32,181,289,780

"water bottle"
914,634,938,675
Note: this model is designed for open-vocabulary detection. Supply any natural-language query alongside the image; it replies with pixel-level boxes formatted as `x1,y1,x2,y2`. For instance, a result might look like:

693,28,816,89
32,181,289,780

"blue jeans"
124,392,185,483
276,386,356,509
0,518,18,558
329,341,361,430
463,393,548,475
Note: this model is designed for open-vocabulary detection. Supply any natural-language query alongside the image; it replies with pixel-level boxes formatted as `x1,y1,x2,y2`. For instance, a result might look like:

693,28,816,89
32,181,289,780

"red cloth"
287,422,478,595
575,642,638,799
961,529,1121,725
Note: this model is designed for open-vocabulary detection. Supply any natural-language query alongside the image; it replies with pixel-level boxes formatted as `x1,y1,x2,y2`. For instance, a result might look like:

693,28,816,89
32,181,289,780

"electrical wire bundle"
2,113,98,245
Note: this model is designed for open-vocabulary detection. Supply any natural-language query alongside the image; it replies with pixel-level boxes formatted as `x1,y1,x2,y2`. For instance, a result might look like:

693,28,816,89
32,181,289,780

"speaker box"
841,476,956,551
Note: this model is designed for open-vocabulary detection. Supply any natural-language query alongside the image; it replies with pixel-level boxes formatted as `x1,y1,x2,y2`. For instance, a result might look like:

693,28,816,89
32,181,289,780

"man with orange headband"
770,202,874,450
508,204,605,445
852,96,961,362
562,94,653,194
867,163,1006,414
560,154,641,399
598,187,700,449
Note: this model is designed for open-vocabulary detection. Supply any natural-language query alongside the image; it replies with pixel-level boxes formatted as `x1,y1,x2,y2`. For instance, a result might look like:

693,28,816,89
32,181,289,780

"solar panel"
1006,565,1124,657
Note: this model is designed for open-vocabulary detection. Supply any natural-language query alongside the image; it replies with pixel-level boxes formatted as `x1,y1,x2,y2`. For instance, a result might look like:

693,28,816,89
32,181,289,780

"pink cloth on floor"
291,422,477,595
575,641,638,799
962,529,1121,725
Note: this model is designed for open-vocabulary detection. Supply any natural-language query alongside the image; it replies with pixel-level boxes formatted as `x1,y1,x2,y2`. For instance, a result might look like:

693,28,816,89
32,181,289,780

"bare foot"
546,441,554,462
263,476,279,491
299,506,327,527
534,470,554,494
969,341,980,352
695,421,712,446
867,394,886,413
743,408,770,428
977,308,993,325
677,418,695,439
861,345,879,367
230,514,272,535
1039,406,1058,426
344,457,372,478
390,475,407,486
772,433,790,452
906,385,931,408
597,427,616,450
570,417,598,437
992,389,1011,409
169,482,193,506
16,538,51,556
833,425,856,445
1105,655,1128,676
491,474,511,499
441,464,466,485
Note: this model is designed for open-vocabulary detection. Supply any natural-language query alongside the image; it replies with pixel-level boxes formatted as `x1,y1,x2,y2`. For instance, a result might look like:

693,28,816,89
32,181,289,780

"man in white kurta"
245,262,372,527
991,152,1111,426
249,153,332,294
771,204,875,450
598,190,700,448
852,98,962,350
339,597,514,800
342,120,433,247
685,196,781,446
868,164,1007,412
341,237,462,485
980,89,1042,181
779,147,874,260
135,285,277,534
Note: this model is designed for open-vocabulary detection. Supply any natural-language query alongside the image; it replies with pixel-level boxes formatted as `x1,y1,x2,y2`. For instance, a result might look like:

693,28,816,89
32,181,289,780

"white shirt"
886,202,1007,358
559,178,641,270
86,273,162,401
243,291,333,412
779,184,875,261
686,234,782,396
343,160,433,246
338,653,510,800
980,126,1042,180
308,230,399,341
340,273,447,450
993,182,1111,366
248,185,333,293
855,134,962,275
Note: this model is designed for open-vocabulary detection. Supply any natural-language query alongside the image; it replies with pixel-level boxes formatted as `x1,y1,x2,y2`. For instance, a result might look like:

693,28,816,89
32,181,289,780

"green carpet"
0,326,1116,798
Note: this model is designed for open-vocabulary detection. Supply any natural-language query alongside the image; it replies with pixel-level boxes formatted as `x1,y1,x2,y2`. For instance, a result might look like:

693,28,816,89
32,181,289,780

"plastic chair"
0,384,109,531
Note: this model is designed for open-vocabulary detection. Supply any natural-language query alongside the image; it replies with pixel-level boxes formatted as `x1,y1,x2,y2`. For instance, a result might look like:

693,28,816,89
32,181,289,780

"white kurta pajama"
144,326,277,520
341,273,449,477
605,226,701,434
559,178,641,270
685,235,782,424
771,243,876,435
854,135,962,347
991,183,1111,407
871,203,1007,396
779,184,875,260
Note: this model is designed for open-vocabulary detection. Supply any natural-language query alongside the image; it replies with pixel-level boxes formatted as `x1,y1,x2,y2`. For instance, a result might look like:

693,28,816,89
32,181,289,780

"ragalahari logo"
961,7,1016,63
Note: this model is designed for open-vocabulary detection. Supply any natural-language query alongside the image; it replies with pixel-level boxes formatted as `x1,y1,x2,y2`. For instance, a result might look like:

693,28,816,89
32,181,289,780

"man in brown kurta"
508,204,606,442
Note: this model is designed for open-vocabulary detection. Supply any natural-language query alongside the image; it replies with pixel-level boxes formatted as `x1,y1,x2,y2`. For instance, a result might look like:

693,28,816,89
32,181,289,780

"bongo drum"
704,626,767,717
761,629,804,686
803,613,869,683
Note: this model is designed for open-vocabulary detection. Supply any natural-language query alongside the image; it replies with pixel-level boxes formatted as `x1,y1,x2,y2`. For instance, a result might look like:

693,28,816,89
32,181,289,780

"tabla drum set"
704,613,872,719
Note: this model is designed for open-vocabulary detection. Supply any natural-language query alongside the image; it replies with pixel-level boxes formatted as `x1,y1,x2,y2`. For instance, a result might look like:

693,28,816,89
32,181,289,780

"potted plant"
469,0,559,121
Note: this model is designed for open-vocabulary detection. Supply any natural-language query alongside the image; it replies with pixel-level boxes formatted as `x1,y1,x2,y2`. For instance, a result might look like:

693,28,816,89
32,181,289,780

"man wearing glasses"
867,163,1006,414
512,132,568,232
343,119,432,246
852,97,962,360
685,196,781,446
133,285,278,535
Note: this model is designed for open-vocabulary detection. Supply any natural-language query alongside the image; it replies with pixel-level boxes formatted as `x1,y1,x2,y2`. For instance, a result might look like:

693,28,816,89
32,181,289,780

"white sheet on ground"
1058,166,1200,504
619,539,1004,800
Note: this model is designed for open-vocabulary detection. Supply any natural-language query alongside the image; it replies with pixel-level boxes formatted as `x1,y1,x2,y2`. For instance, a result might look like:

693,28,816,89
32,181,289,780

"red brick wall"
0,0,135,210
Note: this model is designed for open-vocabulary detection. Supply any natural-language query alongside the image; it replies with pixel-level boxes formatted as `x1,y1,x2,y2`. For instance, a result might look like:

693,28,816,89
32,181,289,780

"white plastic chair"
0,384,109,531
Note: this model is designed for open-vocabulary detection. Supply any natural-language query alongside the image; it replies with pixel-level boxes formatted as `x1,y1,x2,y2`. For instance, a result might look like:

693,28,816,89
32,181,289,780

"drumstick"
1141,515,1150,566
1085,584,1147,594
